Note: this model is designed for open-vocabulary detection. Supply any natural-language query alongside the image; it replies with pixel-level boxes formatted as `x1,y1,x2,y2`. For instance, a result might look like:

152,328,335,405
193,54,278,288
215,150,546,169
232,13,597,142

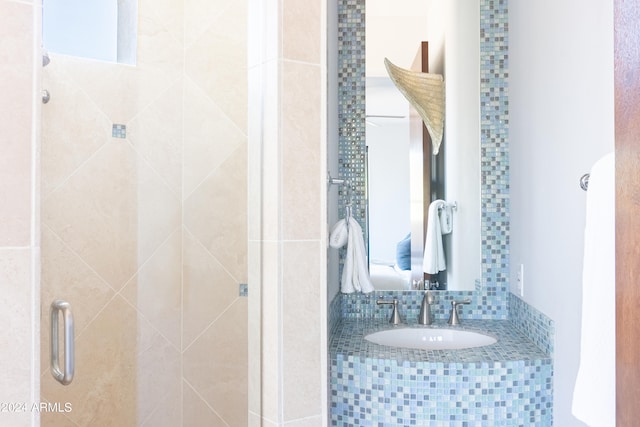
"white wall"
367,120,411,262
509,0,613,425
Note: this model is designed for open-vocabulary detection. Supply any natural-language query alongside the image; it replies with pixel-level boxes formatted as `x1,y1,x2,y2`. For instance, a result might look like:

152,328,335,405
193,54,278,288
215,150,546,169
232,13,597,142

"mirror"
365,0,480,291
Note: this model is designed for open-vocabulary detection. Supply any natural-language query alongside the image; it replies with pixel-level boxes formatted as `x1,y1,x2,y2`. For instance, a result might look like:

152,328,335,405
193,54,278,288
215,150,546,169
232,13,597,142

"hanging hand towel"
329,218,348,248
340,217,374,294
423,200,446,274
572,152,615,427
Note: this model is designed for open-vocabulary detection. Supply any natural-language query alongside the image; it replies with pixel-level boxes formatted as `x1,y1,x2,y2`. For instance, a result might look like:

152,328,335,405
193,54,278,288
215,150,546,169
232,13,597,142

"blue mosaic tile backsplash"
337,0,511,319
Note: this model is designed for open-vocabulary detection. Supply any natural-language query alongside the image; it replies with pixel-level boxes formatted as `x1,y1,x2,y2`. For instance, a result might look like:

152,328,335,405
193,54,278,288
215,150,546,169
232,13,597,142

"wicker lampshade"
384,58,445,155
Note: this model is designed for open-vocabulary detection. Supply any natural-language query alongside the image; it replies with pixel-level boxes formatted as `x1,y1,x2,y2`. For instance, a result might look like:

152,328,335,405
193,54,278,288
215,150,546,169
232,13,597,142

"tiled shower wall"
0,1,40,426
40,1,248,426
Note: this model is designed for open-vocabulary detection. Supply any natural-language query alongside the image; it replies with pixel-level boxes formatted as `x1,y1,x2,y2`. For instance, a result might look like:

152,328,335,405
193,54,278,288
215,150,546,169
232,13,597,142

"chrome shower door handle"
50,300,74,385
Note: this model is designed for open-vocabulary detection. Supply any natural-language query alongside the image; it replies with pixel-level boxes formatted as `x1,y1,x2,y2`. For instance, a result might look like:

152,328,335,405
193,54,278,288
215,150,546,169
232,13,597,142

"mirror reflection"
366,0,480,291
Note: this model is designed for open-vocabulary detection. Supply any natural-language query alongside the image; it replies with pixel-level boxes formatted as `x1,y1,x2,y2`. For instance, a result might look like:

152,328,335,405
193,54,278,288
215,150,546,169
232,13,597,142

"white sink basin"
364,327,497,350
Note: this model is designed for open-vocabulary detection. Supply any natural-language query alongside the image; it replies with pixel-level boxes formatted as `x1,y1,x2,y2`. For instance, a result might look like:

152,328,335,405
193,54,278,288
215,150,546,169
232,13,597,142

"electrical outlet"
516,264,524,296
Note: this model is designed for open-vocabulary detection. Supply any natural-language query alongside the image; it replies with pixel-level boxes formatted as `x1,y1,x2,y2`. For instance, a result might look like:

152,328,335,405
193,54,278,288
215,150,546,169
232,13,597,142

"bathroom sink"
364,327,497,350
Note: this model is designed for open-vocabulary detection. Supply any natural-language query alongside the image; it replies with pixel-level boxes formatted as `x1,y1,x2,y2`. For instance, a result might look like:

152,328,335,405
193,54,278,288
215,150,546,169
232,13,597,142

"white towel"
332,217,374,294
423,199,447,274
329,218,348,248
572,152,615,427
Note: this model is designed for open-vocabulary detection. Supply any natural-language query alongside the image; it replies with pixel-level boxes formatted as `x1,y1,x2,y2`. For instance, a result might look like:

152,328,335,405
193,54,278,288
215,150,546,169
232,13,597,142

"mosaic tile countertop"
330,319,549,364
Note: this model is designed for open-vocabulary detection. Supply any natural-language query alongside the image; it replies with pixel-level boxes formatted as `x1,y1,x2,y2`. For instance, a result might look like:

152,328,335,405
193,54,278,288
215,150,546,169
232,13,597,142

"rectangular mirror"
366,0,480,291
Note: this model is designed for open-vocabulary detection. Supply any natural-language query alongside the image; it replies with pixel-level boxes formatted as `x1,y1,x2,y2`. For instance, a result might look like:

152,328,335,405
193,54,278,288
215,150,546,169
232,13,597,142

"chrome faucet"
447,299,471,326
377,298,403,325
417,290,434,325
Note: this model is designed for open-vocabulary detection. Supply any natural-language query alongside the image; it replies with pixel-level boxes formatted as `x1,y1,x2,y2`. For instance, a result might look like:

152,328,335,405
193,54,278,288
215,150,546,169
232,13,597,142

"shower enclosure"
39,1,248,425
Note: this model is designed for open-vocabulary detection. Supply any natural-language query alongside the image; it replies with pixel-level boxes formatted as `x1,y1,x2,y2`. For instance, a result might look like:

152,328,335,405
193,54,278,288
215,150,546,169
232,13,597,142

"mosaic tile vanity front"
330,318,553,426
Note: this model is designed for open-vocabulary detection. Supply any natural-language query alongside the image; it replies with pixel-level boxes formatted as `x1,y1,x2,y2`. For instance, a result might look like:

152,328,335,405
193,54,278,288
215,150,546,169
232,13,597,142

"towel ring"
580,173,590,191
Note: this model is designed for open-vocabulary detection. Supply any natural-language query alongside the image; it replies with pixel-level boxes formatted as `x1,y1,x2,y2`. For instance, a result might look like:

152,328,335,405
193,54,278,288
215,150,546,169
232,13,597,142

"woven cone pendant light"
384,58,445,155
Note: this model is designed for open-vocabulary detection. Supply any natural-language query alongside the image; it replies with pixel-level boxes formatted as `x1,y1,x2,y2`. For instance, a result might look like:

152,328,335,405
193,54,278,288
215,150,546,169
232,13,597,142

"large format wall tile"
40,226,115,374
41,56,111,198
0,0,33,247
183,298,248,427
184,145,248,282
282,241,322,421
42,296,139,427
182,229,239,349
183,79,245,198
0,249,32,406
185,0,247,131
121,229,182,349
43,140,139,289
282,61,322,240
182,381,227,427
127,79,184,198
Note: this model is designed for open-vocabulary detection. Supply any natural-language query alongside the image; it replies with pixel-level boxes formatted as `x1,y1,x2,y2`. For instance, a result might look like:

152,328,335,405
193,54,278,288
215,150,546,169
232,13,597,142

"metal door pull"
50,300,74,385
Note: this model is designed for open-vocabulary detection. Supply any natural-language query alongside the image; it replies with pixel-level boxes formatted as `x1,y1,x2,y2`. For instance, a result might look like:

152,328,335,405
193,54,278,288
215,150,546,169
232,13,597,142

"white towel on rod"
329,218,348,248
423,199,447,274
572,152,615,427
336,217,374,294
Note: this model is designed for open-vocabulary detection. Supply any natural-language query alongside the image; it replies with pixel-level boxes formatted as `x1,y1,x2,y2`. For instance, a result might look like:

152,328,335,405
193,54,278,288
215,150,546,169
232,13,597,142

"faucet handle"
376,298,403,325
447,298,471,326
418,291,434,325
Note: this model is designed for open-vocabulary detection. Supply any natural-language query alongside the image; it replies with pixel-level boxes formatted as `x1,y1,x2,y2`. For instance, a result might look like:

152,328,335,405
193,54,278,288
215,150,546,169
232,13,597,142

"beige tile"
0,1,33,65
41,296,138,427
0,2,33,246
0,249,32,406
141,394,182,427
43,140,181,290
135,8,184,82
182,381,227,427
282,61,322,240
40,410,80,427
282,241,322,421
40,226,116,374
283,0,321,63
41,55,111,198
184,0,230,48
183,298,248,427
184,144,247,283
42,140,138,289
139,0,184,46
0,103,32,246
183,79,246,198
185,5,247,131
135,156,183,267
121,229,182,349
127,79,183,197
182,228,240,349
135,326,182,423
